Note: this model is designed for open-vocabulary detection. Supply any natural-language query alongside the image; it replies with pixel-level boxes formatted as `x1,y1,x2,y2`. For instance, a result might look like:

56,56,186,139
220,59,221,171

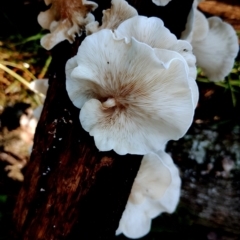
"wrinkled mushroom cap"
29,79,48,120
66,28,195,155
86,0,137,35
29,79,48,96
38,0,98,50
152,0,172,6
116,151,181,238
192,17,239,81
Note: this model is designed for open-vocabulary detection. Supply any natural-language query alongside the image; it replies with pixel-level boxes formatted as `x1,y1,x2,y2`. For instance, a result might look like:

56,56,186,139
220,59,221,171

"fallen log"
12,1,193,239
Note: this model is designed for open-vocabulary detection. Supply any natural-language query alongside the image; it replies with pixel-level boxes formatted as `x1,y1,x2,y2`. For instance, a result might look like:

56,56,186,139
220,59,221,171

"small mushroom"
191,16,239,81
38,0,98,50
115,16,198,107
152,0,172,6
29,79,48,96
191,9,209,42
181,0,208,41
86,0,137,35
181,0,239,81
66,28,196,155
29,79,48,120
116,151,181,238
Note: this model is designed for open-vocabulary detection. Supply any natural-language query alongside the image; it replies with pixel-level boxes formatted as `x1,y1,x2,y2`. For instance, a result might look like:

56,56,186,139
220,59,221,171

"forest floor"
0,0,240,240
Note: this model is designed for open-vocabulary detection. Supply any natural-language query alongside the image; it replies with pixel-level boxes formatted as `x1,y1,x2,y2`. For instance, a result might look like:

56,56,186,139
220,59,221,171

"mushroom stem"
102,98,116,108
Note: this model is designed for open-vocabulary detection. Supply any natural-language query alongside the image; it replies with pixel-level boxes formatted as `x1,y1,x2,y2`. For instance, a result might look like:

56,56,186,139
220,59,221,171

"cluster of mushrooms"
36,0,239,238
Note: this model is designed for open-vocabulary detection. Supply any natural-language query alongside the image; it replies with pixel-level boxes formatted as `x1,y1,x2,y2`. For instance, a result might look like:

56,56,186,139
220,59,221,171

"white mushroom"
116,151,181,238
180,3,195,41
29,79,48,120
66,28,196,155
38,0,98,50
191,16,239,81
181,0,239,81
44,0,52,6
86,0,137,35
32,105,44,121
115,16,198,106
191,9,209,42
152,0,172,6
29,79,49,96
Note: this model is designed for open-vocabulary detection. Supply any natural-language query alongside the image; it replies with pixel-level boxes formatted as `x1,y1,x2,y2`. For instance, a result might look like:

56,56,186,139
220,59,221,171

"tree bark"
13,0,194,239
181,175,240,235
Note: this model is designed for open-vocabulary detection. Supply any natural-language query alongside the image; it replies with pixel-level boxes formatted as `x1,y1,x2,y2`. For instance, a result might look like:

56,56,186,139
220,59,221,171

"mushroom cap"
86,0,137,35
191,9,209,42
115,16,177,49
116,151,181,238
181,3,195,41
33,105,44,121
115,16,198,106
38,8,55,30
192,16,239,81
129,152,172,205
181,0,239,81
181,1,208,41
38,0,98,50
152,0,172,6
29,79,48,96
29,79,48,120
44,0,52,6
66,29,195,155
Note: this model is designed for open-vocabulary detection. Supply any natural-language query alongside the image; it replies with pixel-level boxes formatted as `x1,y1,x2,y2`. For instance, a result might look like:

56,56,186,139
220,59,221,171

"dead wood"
12,0,194,239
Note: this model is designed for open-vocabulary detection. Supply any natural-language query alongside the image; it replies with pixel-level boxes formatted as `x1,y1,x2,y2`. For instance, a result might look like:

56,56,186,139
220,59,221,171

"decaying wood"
167,121,240,237
13,39,143,240
13,0,194,239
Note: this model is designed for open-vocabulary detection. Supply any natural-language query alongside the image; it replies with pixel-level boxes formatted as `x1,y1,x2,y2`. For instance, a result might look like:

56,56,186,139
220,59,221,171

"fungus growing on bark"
191,9,209,42
29,79,48,119
86,0,137,35
65,12,197,239
181,0,239,81
38,0,98,50
181,0,205,41
116,151,181,238
66,27,196,155
29,79,48,96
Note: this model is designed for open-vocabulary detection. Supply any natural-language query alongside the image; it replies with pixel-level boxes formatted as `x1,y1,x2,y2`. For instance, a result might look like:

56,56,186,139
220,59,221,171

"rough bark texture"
181,176,240,235
166,118,240,237
13,0,194,239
